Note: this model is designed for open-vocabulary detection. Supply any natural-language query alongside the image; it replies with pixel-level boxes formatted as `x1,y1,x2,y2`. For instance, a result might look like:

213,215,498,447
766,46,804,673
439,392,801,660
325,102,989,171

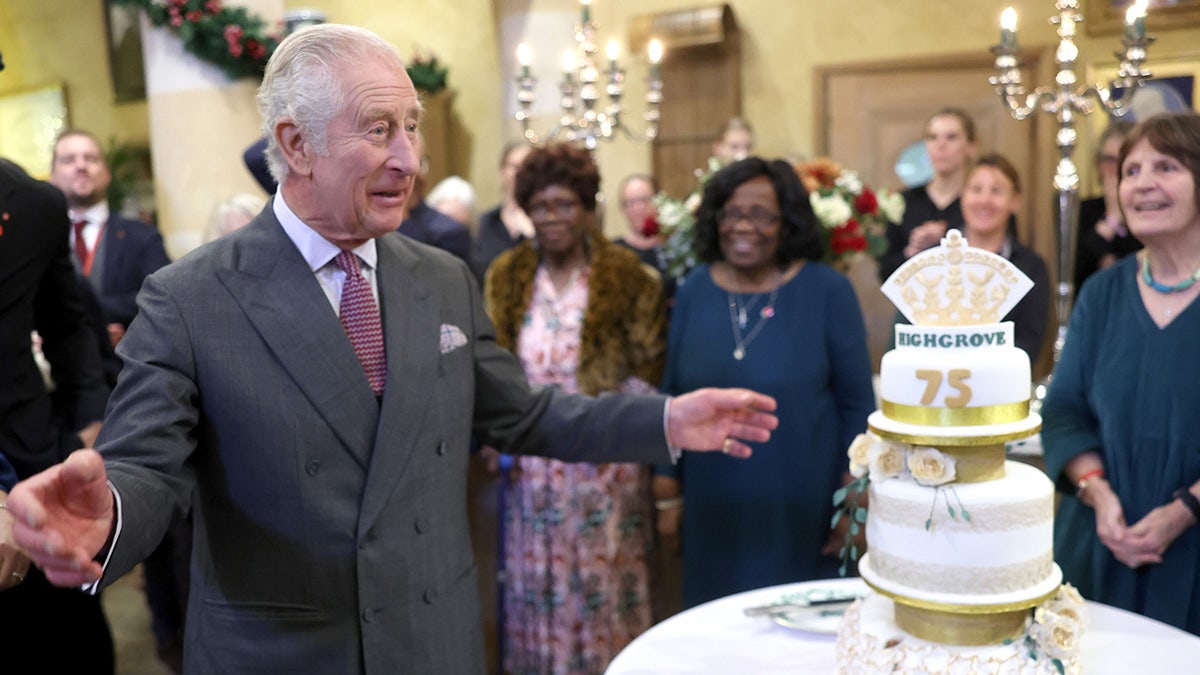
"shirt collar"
72,202,109,226
273,190,378,273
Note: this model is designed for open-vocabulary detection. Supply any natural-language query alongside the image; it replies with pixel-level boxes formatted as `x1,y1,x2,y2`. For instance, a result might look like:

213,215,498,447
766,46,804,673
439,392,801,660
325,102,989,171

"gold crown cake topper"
882,230,1033,326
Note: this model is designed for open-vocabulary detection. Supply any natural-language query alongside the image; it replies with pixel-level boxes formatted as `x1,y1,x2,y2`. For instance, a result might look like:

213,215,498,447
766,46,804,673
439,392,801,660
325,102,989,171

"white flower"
867,441,906,481
877,190,906,224
809,192,852,229
834,169,863,195
1040,584,1087,624
906,447,957,486
684,191,702,214
1029,610,1081,660
846,433,878,478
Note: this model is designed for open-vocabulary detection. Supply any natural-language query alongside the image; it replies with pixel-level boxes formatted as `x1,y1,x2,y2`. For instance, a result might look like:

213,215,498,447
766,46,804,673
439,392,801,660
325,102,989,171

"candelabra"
990,0,1153,382
514,0,663,149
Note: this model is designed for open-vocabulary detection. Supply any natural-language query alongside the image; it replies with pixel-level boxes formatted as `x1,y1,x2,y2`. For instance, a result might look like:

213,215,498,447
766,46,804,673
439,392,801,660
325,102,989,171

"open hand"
8,450,115,587
667,388,778,458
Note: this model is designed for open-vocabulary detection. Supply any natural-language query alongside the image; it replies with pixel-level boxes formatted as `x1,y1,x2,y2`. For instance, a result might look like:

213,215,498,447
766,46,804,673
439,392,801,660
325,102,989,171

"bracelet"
1075,468,1105,498
654,497,684,511
1173,487,1200,524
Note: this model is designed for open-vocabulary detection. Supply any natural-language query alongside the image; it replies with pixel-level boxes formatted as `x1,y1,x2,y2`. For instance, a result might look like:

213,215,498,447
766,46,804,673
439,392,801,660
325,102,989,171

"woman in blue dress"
654,157,875,608
1042,113,1200,635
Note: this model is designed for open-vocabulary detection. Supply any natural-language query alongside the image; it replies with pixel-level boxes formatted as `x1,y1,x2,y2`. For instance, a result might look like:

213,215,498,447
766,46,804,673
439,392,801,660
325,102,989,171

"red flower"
205,0,223,13
228,42,244,58
247,40,268,60
186,10,203,22
170,14,183,27
641,216,660,237
853,188,878,216
224,24,243,42
830,220,867,255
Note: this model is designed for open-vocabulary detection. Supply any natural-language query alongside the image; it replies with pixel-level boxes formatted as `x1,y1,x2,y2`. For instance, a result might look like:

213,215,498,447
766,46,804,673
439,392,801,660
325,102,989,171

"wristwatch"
1172,487,1200,523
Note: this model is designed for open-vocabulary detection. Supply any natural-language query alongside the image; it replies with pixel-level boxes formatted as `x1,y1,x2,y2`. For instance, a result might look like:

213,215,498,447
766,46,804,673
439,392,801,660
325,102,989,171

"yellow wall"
0,0,150,178
3,0,1198,241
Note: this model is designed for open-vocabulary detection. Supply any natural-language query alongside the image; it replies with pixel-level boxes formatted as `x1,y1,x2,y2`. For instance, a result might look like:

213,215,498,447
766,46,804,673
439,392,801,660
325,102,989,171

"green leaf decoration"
850,544,858,560
833,486,849,504
855,508,868,523
849,522,859,536
830,511,843,529
962,509,972,522
947,504,957,519
1053,659,1065,675
924,518,932,531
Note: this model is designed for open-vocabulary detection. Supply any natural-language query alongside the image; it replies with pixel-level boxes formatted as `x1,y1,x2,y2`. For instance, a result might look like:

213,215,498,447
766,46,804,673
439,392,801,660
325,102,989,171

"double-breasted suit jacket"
97,204,673,673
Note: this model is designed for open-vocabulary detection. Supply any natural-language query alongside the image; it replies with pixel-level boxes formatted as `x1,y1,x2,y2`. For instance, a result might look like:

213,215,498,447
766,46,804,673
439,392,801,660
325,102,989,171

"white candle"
562,50,577,81
1000,7,1017,49
1125,0,1148,40
647,38,663,80
517,43,531,78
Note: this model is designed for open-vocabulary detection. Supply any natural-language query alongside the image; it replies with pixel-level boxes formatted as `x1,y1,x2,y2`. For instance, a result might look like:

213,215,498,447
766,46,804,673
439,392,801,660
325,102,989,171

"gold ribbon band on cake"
882,400,1030,426
940,443,1006,483
893,603,1027,646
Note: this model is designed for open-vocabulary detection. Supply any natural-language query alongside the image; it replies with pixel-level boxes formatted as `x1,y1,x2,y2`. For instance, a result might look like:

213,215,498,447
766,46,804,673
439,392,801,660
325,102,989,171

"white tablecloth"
606,578,1200,674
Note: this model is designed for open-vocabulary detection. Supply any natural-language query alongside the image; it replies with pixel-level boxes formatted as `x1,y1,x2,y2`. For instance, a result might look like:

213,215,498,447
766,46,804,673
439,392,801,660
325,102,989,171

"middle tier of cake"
862,460,1057,604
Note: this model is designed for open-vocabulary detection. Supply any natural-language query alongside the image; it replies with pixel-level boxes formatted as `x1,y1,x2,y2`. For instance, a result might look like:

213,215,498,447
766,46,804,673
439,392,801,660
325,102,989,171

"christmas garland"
111,0,448,92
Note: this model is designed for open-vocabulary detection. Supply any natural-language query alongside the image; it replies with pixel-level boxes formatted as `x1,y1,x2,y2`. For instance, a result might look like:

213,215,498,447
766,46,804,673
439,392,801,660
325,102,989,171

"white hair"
205,192,267,243
427,176,476,212
256,24,407,184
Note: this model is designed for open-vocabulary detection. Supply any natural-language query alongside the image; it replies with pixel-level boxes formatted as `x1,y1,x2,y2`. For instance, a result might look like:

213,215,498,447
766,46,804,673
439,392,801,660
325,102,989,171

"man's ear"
276,119,313,177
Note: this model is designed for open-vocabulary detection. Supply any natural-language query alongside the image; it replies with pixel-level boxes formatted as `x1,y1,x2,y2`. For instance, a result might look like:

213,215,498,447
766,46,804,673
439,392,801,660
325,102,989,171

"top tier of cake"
870,321,1041,445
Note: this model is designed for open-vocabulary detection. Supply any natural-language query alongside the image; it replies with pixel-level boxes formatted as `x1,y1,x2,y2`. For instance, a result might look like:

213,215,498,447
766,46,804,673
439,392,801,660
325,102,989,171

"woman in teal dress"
654,157,874,608
1042,113,1200,635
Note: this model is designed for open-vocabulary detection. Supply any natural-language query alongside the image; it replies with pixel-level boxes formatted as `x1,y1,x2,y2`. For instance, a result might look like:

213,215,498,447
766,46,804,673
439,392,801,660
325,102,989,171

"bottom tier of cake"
836,592,1083,675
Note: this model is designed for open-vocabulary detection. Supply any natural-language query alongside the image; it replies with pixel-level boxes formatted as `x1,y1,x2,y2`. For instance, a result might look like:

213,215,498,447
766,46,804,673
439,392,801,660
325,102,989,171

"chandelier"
514,0,664,149
988,0,1152,396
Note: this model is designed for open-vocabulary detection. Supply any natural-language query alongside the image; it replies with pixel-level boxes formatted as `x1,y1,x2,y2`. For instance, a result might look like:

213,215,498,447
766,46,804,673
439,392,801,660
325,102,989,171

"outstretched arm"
667,388,778,458
7,450,115,587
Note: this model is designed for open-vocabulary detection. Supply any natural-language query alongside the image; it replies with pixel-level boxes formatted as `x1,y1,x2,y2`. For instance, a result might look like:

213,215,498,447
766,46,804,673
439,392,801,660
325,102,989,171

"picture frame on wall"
106,0,146,102
1084,0,1200,36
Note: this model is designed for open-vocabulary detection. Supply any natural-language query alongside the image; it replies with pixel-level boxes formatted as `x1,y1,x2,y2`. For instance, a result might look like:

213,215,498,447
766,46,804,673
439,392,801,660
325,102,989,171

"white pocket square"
439,323,468,354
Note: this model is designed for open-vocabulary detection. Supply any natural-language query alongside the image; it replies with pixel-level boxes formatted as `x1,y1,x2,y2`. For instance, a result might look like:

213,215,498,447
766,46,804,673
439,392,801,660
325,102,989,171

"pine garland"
111,0,448,92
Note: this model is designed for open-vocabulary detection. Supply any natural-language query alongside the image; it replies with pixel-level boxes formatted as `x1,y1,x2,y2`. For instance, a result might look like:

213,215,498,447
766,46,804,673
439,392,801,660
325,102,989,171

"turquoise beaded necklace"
1141,252,1200,293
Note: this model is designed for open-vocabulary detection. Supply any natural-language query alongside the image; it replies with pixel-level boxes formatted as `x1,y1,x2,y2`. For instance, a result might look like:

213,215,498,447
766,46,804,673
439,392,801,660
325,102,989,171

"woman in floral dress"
484,143,667,674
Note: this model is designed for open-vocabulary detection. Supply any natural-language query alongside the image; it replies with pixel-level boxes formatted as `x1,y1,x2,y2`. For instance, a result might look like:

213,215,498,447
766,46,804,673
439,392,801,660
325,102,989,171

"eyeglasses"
526,198,582,220
718,207,781,229
622,196,653,208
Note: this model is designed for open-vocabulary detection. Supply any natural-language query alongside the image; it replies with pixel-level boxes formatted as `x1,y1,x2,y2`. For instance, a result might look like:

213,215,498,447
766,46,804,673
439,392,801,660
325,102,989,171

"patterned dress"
503,266,654,675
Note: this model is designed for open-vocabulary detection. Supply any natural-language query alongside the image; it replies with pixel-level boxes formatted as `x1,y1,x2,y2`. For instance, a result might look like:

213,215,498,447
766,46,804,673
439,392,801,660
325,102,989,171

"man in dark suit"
0,156,114,671
7,25,777,673
50,126,184,671
50,129,171,344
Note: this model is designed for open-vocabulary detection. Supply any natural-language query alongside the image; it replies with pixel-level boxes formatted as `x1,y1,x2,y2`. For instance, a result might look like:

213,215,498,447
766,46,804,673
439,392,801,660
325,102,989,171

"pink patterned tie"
334,250,387,396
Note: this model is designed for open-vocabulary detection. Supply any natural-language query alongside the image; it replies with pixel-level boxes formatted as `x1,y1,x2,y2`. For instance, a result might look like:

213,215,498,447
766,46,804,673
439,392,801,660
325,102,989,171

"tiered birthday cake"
835,231,1084,674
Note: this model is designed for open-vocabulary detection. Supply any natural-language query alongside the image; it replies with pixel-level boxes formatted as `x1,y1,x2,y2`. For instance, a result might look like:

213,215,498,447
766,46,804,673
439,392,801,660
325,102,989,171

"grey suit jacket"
97,206,672,673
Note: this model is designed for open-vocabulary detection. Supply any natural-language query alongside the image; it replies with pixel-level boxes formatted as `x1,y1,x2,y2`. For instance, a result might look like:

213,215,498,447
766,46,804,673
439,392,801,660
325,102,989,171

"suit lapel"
218,209,378,468
358,234,438,535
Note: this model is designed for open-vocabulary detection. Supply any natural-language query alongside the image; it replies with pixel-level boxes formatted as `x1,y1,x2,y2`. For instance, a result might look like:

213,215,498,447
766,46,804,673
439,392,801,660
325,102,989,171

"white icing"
865,462,1054,595
836,593,1082,675
880,322,1030,409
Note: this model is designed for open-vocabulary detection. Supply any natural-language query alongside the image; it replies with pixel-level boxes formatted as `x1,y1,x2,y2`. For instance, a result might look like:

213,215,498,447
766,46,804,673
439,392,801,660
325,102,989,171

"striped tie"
334,250,386,396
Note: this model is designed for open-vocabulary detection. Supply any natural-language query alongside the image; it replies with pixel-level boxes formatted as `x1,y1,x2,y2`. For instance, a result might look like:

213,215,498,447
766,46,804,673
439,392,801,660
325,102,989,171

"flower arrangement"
1014,583,1086,672
793,158,905,268
647,157,722,282
113,1,450,91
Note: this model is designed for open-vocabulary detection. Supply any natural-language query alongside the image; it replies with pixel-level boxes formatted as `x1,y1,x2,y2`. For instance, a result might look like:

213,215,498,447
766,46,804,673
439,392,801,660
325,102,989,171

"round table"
606,578,1200,674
